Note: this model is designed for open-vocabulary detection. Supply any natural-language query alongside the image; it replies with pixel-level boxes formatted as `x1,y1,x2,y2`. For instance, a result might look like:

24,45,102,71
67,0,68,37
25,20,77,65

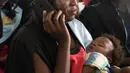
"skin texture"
33,0,79,73
87,37,114,63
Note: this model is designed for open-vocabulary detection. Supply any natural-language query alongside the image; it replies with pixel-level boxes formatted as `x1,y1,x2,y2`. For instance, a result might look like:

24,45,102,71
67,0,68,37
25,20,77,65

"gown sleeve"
5,37,34,73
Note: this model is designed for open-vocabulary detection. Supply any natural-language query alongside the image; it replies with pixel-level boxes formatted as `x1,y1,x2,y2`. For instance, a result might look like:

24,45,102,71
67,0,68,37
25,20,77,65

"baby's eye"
98,43,104,47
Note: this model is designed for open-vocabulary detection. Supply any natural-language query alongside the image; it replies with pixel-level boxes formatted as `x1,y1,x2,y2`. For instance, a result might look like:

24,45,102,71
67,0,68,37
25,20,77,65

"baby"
82,34,125,73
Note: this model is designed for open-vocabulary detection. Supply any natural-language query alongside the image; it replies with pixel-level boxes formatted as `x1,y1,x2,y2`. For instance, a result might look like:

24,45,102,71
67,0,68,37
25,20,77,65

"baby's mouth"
86,45,93,53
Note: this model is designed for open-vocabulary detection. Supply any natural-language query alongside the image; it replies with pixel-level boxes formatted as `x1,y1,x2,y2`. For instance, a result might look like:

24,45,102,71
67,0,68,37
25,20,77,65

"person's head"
33,0,79,21
0,0,16,19
87,34,125,66
55,0,79,21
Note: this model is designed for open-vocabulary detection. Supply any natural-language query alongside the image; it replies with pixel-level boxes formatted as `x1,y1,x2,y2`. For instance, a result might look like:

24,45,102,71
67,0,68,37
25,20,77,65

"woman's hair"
101,34,125,66
2,0,16,19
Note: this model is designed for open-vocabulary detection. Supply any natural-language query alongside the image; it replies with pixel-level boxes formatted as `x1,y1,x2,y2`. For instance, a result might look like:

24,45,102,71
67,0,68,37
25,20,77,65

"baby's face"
87,37,114,63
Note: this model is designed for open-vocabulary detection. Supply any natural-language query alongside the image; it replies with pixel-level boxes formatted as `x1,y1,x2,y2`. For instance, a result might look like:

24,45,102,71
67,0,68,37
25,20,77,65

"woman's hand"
43,10,71,46
43,10,70,73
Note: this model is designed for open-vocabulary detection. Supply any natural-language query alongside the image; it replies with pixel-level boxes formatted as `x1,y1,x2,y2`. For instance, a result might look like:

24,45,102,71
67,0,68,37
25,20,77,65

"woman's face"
87,37,114,63
56,0,79,21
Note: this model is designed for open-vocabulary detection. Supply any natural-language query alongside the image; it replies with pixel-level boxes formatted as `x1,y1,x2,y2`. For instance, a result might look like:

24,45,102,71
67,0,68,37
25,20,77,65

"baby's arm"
121,66,130,73
111,66,121,73
82,65,97,73
82,52,110,73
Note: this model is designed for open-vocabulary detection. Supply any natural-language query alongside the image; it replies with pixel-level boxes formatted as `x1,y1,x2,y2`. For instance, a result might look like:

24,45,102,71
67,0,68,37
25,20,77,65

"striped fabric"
84,52,111,73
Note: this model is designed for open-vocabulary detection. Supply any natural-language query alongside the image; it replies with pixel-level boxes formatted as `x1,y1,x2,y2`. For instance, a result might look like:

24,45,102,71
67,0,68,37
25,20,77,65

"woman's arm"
33,53,51,73
53,43,70,73
33,10,71,73
33,44,70,73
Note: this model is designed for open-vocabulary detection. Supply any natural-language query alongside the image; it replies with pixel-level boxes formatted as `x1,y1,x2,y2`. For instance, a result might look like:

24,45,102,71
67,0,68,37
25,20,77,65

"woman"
0,0,22,73
5,0,92,73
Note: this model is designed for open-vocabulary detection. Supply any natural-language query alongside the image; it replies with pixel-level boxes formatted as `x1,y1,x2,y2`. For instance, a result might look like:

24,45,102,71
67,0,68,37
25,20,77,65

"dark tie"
0,9,3,38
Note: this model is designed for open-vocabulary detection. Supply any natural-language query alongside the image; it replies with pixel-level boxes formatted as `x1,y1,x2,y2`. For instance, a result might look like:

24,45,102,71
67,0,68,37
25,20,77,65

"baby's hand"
112,67,121,73
121,66,130,73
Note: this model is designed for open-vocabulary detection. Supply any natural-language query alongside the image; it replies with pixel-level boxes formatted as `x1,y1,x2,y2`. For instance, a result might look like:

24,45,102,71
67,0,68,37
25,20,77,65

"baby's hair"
101,34,125,66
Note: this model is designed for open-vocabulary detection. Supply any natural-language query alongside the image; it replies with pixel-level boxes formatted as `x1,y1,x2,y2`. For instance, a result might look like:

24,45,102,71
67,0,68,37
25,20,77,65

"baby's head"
87,34,125,66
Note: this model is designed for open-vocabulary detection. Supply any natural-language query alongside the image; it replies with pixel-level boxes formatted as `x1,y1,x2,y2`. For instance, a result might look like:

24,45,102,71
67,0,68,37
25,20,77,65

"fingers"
59,14,66,28
53,10,62,28
43,10,67,32
43,10,47,30
46,11,54,29
42,10,70,43
43,10,54,32
43,10,47,23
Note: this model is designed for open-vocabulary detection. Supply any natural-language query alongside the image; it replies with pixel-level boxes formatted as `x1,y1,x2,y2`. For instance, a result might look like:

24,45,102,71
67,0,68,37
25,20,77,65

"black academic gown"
5,18,58,73
79,2,130,56
79,2,127,46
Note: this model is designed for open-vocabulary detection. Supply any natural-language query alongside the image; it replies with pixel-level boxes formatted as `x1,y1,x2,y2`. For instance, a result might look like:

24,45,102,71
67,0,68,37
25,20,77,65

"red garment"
0,45,8,73
83,0,90,5
70,47,86,73
0,45,8,57
0,68,4,73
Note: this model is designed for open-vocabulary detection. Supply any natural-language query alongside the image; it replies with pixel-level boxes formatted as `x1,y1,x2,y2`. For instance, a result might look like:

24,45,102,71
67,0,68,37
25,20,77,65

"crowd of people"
0,0,130,73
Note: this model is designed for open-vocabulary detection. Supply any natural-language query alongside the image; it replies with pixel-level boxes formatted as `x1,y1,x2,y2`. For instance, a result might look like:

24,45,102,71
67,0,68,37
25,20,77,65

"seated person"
82,34,125,73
